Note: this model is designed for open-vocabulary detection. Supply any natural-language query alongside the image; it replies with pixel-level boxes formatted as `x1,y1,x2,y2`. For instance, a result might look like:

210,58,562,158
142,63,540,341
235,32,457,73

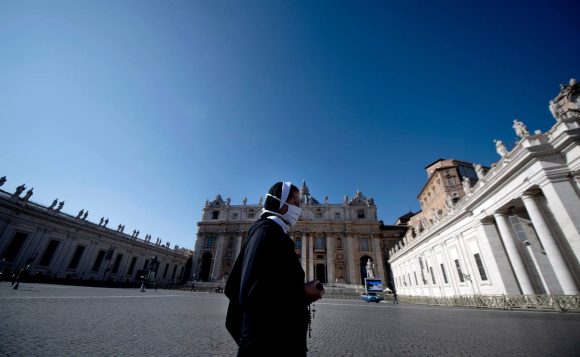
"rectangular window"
474,253,488,281
447,177,456,185
127,257,137,276
315,237,326,251
334,212,341,220
247,211,255,219
360,238,369,251
39,240,60,266
454,259,465,282
67,246,86,270
204,236,215,249
1,232,28,262
212,211,219,219
429,266,436,284
295,239,302,250
357,210,365,219
111,254,123,274
440,263,448,284
314,211,323,219
163,263,170,278
172,265,178,279
232,213,238,220
92,250,106,272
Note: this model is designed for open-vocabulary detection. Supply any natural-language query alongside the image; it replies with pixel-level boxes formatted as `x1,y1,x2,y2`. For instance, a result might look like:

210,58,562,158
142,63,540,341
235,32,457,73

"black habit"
225,215,309,356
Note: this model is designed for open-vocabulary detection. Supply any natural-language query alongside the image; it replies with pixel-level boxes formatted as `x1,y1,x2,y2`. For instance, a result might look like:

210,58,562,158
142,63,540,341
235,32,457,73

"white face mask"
266,194,302,227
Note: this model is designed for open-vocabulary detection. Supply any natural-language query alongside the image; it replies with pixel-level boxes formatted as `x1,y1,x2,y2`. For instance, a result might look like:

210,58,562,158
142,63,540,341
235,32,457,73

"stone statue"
48,199,58,210
117,224,122,231
258,196,263,205
99,217,104,226
13,184,26,197
473,163,485,180
0,176,6,187
120,225,125,233
462,177,471,195
226,197,231,206
243,197,247,205
549,78,579,121
324,195,329,204
77,209,84,219
103,218,109,227
494,139,509,158
344,195,348,205
82,211,88,220
444,196,454,211
513,119,529,139
23,188,34,202
55,201,65,212
205,199,210,208
135,230,139,237
366,259,375,279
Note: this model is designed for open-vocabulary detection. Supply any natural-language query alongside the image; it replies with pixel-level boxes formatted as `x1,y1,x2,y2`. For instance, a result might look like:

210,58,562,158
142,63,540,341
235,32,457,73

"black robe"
225,216,309,356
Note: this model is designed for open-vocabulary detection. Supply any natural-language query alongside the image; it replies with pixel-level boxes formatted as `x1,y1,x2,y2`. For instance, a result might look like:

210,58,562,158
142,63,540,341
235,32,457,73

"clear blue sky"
1,0,578,250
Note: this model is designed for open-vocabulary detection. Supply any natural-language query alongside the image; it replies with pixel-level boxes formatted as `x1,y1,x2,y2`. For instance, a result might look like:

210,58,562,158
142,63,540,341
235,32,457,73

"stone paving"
1,283,579,356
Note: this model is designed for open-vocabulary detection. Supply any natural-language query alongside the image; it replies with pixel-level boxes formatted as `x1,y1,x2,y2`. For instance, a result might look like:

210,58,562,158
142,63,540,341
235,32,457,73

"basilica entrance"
315,263,327,283
199,252,212,282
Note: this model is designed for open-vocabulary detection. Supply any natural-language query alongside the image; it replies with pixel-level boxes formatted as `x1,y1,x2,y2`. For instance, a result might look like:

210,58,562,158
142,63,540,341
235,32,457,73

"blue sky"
1,0,578,250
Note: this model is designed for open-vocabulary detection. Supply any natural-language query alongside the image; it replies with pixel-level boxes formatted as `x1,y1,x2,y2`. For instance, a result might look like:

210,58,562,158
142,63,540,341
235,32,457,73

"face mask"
266,194,302,227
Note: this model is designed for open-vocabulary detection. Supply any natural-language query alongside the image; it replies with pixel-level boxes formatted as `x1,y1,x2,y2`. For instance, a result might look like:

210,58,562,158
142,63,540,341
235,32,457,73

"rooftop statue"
0,176,6,187
243,197,247,205
77,209,84,219
82,211,88,220
473,163,485,180
494,139,509,158
513,119,530,139
23,188,34,202
13,184,26,197
462,177,471,195
550,78,580,121
55,201,65,212
48,199,58,210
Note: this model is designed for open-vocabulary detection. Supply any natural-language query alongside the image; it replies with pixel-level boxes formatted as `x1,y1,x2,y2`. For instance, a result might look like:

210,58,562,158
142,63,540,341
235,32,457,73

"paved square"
1,283,578,356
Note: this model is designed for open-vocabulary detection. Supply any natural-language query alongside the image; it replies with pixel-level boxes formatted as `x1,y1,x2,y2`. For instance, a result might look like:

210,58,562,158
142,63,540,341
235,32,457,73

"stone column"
371,236,385,282
326,233,335,284
540,180,580,262
308,233,314,281
492,213,534,295
211,233,225,282
346,234,357,285
235,234,243,259
301,232,307,274
521,193,579,294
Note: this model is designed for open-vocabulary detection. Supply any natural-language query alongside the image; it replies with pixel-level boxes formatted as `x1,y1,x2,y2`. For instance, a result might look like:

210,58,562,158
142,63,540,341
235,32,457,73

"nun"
225,181,323,356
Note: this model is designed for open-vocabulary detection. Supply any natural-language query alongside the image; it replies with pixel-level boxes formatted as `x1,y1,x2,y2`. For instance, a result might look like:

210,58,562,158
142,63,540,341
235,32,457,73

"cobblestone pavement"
1,283,578,356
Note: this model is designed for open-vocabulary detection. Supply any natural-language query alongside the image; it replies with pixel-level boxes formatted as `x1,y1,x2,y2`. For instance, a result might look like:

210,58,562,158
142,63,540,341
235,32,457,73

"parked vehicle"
361,292,383,303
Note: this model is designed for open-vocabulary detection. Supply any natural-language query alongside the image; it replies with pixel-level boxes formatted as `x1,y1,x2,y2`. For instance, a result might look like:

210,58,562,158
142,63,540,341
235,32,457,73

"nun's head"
264,182,300,214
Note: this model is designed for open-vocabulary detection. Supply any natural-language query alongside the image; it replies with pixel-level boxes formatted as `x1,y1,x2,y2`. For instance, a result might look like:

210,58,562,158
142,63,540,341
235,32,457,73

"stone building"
192,182,406,287
0,184,192,285
389,79,580,297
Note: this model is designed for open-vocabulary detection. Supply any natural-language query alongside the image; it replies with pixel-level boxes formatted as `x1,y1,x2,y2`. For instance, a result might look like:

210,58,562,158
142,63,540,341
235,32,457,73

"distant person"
393,290,399,304
225,182,323,356
12,265,29,290
139,277,146,292
155,281,159,292
190,281,195,292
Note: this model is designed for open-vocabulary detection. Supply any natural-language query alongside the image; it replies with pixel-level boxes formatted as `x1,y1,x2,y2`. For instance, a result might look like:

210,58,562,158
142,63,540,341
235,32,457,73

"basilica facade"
192,182,406,287
390,79,580,297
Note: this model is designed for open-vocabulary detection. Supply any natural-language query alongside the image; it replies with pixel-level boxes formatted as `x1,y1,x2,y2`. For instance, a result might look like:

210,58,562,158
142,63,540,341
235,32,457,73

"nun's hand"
305,279,324,303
